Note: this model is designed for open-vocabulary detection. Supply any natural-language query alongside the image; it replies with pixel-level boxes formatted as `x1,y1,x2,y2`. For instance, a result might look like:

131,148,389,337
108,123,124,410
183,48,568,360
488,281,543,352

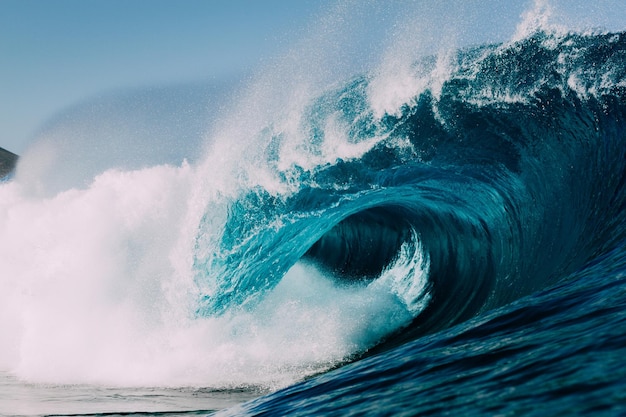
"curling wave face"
194,30,626,354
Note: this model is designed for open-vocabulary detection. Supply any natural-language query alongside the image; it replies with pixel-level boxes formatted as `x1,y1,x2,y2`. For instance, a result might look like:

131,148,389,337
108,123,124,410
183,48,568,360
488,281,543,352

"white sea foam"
375,229,431,314
0,165,415,387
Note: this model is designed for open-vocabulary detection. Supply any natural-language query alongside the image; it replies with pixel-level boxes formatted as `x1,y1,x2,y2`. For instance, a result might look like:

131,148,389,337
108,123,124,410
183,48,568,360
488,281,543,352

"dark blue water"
218,255,626,415
2,10,626,417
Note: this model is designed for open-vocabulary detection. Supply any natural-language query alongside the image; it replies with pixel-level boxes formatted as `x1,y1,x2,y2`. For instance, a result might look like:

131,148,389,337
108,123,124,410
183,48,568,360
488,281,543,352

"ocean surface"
2,2,626,416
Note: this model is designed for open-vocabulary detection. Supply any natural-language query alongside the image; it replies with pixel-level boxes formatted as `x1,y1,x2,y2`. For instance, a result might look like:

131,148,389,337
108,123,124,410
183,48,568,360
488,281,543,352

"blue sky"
0,0,330,153
2,0,625,155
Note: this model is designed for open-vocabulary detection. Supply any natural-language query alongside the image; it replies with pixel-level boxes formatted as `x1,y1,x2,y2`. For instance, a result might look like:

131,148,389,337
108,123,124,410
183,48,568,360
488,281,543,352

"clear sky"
2,0,625,155
0,0,331,153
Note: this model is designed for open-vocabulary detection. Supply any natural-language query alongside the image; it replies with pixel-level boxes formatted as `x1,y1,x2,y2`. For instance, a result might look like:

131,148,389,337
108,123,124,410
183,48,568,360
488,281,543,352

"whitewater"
2,1,626,415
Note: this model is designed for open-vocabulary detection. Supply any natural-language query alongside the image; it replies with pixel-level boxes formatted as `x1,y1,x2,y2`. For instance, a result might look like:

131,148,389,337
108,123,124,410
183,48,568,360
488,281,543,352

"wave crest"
194,30,626,357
